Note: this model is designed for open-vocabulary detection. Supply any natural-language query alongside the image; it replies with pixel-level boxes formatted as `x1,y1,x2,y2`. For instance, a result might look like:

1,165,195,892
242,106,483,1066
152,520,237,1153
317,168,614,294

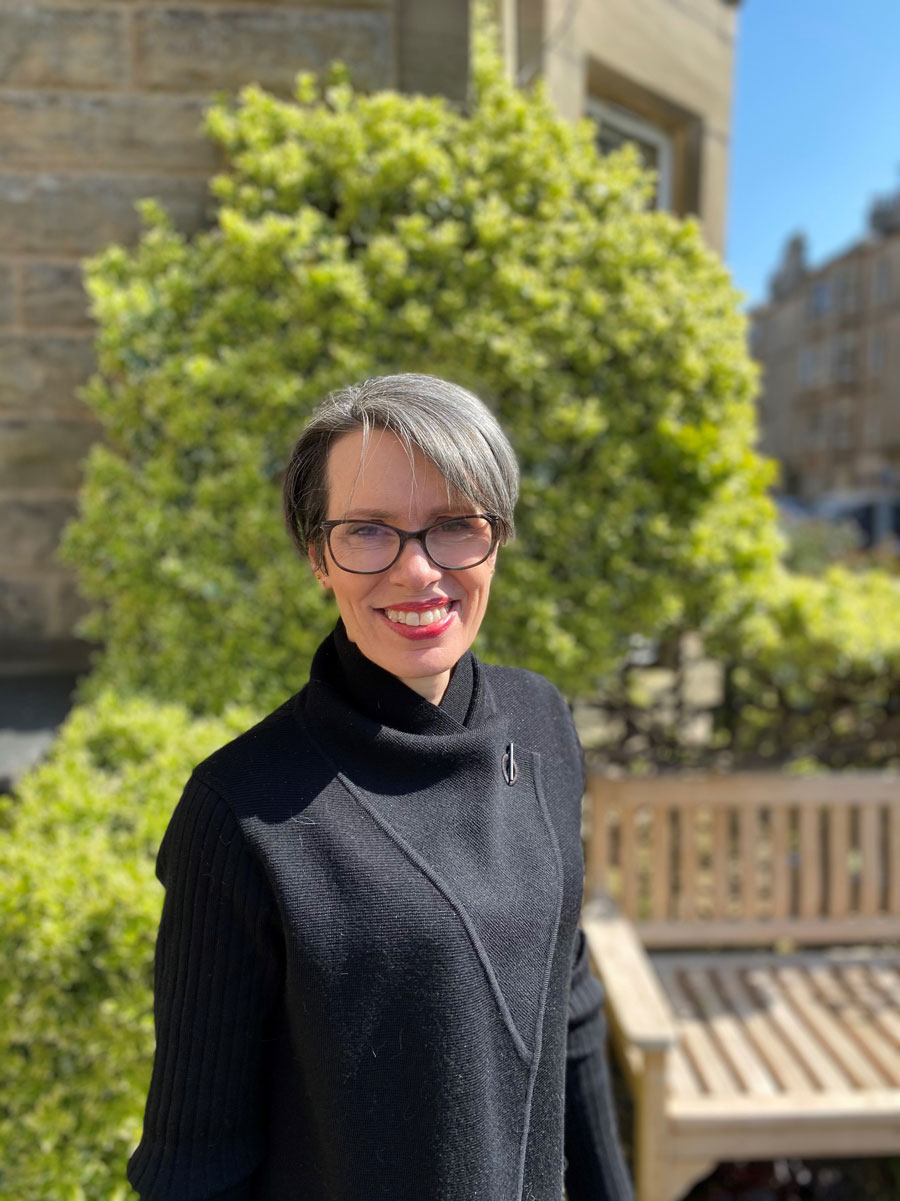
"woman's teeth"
384,605,450,627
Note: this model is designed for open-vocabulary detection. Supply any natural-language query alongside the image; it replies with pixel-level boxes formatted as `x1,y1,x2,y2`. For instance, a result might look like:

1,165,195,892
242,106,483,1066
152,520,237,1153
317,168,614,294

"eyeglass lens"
329,517,494,572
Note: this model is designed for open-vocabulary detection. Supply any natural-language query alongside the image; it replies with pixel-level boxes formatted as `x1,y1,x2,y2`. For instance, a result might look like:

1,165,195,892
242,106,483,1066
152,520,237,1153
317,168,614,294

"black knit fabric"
128,622,633,1201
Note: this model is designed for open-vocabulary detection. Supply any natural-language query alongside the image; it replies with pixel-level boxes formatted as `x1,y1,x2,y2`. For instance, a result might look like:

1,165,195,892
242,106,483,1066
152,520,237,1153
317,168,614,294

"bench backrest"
584,773,900,948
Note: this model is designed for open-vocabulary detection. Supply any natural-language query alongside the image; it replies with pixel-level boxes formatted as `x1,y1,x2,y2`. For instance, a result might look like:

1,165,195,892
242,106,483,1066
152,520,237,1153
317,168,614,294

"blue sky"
726,0,900,308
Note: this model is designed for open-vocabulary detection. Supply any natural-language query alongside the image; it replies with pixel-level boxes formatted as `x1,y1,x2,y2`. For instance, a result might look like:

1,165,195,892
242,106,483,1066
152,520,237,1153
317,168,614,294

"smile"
377,601,458,641
384,605,451,627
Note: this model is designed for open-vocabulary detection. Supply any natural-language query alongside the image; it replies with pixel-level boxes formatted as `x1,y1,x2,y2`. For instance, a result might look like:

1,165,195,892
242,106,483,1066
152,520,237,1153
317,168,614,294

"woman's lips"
378,601,458,640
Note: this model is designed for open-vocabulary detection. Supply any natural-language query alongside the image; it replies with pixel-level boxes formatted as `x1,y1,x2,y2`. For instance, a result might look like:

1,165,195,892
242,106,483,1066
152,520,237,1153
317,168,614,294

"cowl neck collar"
325,619,482,735
299,622,506,792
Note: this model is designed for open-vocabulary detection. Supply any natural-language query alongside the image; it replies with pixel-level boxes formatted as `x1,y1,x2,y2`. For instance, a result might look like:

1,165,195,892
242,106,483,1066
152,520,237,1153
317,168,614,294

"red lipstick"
382,598,452,611
378,599,457,641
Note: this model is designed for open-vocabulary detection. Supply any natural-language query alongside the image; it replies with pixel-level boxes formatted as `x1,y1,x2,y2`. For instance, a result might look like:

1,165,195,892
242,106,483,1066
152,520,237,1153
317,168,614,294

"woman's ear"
308,544,331,589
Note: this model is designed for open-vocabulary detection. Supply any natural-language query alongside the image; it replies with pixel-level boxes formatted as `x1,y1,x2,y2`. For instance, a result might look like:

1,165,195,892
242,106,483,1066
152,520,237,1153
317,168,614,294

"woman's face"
312,428,497,704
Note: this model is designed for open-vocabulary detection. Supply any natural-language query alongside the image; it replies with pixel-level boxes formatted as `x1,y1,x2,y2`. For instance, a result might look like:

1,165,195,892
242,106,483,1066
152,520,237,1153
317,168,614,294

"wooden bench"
579,773,900,1201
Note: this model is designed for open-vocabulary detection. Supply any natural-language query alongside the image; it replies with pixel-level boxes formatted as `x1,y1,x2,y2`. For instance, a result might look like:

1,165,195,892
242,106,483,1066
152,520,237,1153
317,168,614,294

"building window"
833,331,857,382
812,340,830,387
587,98,672,210
873,258,891,305
869,330,886,376
838,268,858,314
807,408,824,448
831,399,855,450
797,346,815,388
864,407,882,448
808,279,832,320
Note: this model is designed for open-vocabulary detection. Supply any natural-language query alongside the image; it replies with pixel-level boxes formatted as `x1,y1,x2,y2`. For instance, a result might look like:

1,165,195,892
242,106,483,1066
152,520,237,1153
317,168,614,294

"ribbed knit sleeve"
127,774,282,1201
564,926,635,1201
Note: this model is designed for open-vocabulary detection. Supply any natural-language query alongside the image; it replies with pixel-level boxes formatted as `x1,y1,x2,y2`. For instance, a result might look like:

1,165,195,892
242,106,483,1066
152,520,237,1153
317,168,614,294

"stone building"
0,0,741,678
749,196,900,537
508,0,740,254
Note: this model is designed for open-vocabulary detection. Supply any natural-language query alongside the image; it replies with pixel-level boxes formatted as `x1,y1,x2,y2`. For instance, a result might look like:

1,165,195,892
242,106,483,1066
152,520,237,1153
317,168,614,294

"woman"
127,374,633,1201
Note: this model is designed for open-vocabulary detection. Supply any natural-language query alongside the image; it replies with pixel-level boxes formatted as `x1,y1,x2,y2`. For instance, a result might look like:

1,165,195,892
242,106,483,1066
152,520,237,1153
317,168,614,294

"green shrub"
0,693,257,1200
710,564,900,766
778,514,862,574
61,21,779,714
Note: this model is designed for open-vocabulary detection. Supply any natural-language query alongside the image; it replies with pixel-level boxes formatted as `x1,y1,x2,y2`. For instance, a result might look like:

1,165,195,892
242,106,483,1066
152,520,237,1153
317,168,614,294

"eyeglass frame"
320,514,500,575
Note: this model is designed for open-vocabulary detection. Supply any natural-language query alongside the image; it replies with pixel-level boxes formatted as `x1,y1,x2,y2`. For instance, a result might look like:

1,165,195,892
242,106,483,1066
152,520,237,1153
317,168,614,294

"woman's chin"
367,630,464,683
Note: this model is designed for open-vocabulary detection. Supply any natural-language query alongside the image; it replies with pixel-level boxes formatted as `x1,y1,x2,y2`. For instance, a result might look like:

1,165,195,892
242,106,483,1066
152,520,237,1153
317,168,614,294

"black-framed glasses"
322,515,499,574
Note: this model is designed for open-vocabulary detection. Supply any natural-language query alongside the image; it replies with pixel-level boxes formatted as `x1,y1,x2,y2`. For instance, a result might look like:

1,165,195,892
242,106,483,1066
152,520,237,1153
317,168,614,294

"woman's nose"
388,537,442,588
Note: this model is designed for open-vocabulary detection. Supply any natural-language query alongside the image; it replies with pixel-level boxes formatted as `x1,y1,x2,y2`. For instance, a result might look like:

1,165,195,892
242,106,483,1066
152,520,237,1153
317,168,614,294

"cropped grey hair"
283,373,519,567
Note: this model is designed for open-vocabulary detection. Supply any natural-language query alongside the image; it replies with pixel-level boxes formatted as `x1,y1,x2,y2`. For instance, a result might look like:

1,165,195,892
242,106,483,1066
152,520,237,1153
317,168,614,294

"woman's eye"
346,523,388,539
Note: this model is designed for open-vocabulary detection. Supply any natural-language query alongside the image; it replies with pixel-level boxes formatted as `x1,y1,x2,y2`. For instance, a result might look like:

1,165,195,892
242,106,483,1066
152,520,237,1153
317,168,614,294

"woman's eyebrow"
338,506,470,522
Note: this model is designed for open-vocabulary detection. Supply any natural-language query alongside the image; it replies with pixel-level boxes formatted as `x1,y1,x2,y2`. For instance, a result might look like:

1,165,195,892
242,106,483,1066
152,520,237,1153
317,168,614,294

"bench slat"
678,806,697,922
775,965,888,1089
868,963,900,1009
770,804,790,923
712,965,814,1093
742,965,852,1091
798,804,820,919
608,775,899,805
667,1041,702,1098
827,804,850,920
807,965,900,1086
657,967,741,1096
739,807,757,918
635,915,900,948
889,805,900,914
840,964,900,1053
620,804,638,920
859,803,881,916
651,805,669,921
681,967,779,1096
669,1089,900,1162
712,806,729,920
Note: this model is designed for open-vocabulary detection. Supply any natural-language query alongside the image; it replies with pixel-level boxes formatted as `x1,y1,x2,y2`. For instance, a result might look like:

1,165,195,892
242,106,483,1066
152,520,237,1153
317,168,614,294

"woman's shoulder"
480,662,579,745
480,662,569,712
481,664,583,786
189,685,329,816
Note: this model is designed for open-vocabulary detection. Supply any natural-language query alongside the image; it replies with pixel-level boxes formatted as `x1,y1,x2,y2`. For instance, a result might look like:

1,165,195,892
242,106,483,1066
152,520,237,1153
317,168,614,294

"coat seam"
295,707,535,1065
516,751,565,1201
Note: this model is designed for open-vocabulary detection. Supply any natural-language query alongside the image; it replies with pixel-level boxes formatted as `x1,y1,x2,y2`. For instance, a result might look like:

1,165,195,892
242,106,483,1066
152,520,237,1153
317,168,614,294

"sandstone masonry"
0,0,469,673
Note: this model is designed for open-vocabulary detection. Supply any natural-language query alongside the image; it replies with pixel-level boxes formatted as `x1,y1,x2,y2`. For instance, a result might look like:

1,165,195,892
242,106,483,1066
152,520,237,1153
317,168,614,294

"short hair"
283,373,519,567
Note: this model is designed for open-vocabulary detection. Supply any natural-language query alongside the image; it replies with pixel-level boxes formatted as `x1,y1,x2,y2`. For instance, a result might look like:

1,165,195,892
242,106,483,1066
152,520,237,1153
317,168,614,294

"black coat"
128,623,633,1201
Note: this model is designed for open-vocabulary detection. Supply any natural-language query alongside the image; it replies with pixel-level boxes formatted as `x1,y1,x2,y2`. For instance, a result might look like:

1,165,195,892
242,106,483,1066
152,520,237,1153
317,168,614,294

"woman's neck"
400,669,452,706
331,619,477,730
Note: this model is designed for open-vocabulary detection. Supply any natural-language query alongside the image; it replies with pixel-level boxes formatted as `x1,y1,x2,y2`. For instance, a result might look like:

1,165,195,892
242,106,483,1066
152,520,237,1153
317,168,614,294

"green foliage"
0,693,257,1199
62,25,778,713
709,565,900,767
778,514,862,574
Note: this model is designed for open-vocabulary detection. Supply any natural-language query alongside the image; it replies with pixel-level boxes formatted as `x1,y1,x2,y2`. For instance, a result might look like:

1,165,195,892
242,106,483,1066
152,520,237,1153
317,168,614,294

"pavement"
0,674,83,794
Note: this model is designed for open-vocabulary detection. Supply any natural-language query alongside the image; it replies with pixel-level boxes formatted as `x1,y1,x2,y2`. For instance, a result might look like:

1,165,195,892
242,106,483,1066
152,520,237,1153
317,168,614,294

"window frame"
586,97,673,211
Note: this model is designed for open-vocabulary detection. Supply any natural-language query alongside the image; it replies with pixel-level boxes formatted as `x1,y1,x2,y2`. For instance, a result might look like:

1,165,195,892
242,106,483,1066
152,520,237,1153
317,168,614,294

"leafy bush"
61,21,778,715
778,514,862,574
0,693,257,1200
580,563,900,772
710,564,900,767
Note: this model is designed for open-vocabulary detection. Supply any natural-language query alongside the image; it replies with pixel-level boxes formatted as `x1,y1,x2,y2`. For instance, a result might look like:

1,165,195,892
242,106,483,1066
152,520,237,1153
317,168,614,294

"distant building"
1,0,741,675
749,192,900,540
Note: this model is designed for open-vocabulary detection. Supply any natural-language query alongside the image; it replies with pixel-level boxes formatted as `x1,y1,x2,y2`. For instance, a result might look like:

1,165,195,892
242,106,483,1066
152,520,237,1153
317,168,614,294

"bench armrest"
581,895,677,1053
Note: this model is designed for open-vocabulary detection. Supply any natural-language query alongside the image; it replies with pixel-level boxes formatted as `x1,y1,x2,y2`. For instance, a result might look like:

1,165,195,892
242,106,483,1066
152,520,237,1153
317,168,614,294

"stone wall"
0,0,468,673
